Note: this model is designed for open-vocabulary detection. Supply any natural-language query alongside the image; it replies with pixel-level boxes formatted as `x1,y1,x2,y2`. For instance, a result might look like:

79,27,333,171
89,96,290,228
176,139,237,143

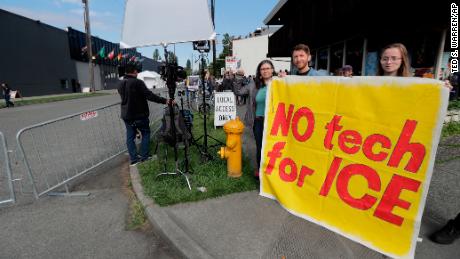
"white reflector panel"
121,0,216,48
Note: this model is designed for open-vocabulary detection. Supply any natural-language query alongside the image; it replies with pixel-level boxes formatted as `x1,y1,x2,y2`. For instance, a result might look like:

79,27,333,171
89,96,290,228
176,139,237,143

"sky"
0,0,279,67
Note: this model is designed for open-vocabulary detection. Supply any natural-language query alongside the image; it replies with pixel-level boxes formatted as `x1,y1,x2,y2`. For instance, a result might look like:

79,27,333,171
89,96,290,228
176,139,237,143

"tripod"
156,46,191,190
178,90,193,174
193,52,224,161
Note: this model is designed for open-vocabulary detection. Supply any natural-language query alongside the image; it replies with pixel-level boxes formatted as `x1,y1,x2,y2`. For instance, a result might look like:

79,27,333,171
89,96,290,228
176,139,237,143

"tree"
185,59,192,76
200,58,208,70
167,51,178,64
152,48,161,61
209,33,233,76
221,33,232,57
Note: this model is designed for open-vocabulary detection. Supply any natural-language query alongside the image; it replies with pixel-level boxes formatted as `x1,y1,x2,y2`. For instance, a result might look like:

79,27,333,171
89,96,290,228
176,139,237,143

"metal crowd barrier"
16,88,169,199
0,131,15,205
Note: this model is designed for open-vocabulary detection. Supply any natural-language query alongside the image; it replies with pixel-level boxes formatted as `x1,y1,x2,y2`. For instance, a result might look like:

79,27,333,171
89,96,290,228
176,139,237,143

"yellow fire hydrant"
218,117,245,177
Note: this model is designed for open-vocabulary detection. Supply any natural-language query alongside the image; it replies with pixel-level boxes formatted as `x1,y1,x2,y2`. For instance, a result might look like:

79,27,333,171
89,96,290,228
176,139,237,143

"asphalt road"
0,92,178,259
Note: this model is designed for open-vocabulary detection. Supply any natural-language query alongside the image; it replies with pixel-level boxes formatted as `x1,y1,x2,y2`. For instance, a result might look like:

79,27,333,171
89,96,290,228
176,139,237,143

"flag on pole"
98,46,106,58
117,53,122,61
129,56,136,62
108,49,115,60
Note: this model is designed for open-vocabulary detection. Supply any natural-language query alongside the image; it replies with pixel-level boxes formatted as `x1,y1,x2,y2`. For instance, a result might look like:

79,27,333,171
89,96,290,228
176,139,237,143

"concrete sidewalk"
0,155,176,259
130,105,460,259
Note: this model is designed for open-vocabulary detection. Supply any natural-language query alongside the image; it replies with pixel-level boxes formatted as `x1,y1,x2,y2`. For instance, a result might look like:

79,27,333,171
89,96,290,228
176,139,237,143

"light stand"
178,90,194,174
156,46,191,190
192,44,224,162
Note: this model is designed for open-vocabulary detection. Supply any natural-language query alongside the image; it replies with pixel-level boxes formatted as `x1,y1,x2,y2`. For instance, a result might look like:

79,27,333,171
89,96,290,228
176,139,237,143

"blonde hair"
377,43,411,77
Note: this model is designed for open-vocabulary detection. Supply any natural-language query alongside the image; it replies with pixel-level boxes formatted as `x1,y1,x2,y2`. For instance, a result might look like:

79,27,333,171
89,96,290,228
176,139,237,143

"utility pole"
82,0,95,92
211,0,217,77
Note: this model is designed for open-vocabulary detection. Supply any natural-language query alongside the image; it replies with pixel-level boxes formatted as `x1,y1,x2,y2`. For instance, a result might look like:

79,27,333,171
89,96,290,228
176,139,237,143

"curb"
129,166,214,259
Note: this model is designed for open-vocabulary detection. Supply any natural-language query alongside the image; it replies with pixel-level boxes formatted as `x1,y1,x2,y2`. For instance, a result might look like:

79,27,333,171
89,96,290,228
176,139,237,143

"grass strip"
442,121,460,138
139,113,257,206
0,93,109,108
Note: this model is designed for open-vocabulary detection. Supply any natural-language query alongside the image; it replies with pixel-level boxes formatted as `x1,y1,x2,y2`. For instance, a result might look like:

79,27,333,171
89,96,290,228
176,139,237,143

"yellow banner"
260,76,448,259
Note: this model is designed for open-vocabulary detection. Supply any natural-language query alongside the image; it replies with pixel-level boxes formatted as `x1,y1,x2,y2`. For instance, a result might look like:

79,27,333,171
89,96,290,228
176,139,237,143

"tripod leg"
153,137,160,156
207,134,225,146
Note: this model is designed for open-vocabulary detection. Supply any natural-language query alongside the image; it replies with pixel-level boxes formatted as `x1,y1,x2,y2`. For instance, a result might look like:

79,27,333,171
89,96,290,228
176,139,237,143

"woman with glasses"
236,60,275,180
377,43,411,77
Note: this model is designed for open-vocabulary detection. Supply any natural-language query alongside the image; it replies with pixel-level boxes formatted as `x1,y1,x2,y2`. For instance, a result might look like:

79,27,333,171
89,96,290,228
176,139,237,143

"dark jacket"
2,85,11,99
234,78,258,128
222,78,234,91
232,74,247,96
117,74,167,121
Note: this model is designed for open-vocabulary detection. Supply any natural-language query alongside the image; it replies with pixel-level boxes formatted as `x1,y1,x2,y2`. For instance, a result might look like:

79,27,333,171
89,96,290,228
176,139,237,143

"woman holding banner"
377,43,457,244
237,60,275,180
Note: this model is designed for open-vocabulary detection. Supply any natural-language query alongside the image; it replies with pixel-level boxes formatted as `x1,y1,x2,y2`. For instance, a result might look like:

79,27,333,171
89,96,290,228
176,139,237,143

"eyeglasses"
381,56,402,62
260,67,273,71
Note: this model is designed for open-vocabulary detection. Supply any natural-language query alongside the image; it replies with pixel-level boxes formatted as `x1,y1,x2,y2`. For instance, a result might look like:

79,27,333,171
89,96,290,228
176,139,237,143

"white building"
232,27,291,76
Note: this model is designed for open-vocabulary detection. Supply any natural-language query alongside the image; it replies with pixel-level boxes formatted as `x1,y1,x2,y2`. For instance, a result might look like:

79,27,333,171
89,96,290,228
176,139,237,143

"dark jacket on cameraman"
117,74,167,121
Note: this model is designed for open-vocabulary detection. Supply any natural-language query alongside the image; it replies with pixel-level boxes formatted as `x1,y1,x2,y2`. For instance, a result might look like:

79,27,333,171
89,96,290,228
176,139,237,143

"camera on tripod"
159,63,187,83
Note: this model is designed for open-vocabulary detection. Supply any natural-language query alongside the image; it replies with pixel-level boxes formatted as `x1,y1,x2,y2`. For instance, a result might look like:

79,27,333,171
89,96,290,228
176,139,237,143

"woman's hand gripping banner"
260,76,449,259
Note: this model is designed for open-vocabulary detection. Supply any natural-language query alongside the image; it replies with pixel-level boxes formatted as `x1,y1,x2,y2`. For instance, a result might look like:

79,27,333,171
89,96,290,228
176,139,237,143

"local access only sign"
214,92,236,127
259,76,448,259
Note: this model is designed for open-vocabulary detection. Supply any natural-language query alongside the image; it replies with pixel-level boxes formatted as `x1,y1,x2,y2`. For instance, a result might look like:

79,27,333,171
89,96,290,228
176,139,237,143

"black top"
117,74,167,121
3,87,10,97
296,68,311,76
222,78,234,91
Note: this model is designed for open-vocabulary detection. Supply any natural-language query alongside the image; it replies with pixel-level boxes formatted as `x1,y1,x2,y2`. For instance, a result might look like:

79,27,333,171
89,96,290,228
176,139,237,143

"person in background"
236,60,275,179
222,71,233,91
208,75,216,93
233,69,246,105
430,213,460,244
278,69,287,77
335,68,344,76
342,65,353,77
444,58,459,100
1,83,14,108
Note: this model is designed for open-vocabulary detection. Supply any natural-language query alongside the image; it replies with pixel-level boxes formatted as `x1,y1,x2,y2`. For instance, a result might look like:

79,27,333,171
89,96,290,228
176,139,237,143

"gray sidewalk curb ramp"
129,166,213,259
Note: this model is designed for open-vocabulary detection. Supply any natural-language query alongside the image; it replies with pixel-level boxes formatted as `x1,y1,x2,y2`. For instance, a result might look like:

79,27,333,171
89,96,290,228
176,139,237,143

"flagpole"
83,0,95,92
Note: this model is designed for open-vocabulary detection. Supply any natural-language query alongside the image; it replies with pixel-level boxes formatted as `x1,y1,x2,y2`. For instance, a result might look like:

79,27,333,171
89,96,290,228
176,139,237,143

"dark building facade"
0,9,78,96
0,9,162,96
264,0,451,77
67,27,144,90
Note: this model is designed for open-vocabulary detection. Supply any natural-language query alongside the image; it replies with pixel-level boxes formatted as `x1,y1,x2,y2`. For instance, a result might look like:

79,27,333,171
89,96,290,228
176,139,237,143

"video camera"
159,63,187,83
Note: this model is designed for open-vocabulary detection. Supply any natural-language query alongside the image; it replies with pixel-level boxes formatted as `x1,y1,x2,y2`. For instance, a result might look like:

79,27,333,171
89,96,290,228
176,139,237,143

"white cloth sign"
225,56,240,72
214,92,236,127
